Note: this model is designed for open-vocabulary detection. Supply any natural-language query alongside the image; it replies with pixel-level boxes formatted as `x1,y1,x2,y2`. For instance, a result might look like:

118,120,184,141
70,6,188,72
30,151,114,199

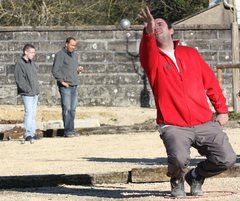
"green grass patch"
229,112,240,121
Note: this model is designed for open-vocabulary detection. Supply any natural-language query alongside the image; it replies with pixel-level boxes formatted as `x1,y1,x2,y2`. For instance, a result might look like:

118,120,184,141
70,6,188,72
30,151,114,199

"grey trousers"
159,121,236,179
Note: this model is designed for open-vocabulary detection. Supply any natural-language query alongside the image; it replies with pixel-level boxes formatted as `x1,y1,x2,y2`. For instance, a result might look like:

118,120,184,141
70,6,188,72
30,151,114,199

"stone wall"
0,24,238,108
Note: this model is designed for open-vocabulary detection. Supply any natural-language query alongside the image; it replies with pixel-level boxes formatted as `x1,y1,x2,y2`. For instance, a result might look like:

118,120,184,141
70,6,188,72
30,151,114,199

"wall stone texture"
0,25,239,108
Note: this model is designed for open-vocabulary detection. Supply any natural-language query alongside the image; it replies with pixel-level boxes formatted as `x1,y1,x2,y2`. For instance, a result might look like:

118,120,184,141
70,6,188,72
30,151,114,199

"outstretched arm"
138,6,155,34
138,6,159,86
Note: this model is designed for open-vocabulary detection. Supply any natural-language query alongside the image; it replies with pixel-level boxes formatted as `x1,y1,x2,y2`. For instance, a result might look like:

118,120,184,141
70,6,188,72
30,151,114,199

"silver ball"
120,19,131,30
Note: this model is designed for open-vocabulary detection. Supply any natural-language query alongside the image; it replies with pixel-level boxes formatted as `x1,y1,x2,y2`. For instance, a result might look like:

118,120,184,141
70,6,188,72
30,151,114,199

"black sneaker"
170,177,186,197
64,134,75,138
25,136,35,144
185,169,205,196
64,130,77,138
25,136,33,141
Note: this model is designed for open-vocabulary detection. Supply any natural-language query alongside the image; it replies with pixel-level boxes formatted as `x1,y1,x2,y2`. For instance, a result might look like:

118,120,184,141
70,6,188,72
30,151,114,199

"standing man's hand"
61,81,69,88
215,113,229,126
77,66,84,74
138,6,155,34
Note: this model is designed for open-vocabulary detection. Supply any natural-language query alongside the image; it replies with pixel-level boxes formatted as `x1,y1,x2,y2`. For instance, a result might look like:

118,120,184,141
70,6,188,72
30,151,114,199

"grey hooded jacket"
52,47,79,86
14,57,40,96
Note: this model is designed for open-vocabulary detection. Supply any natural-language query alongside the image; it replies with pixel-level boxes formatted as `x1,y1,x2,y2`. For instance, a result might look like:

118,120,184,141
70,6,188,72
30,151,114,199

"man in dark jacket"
14,44,40,143
52,37,83,137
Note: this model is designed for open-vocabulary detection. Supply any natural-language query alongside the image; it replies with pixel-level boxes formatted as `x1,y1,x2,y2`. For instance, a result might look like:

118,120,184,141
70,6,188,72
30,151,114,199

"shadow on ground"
6,185,170,199
82,155,240,166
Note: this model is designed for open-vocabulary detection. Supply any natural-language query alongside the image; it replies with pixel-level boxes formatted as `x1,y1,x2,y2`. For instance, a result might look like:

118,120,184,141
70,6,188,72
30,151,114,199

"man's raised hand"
138,6,155,34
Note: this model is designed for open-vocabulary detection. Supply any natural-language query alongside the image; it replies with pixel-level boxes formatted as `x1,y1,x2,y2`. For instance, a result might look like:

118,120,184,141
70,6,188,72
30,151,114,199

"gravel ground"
0,128,239,200
0,128,239,176
0,177,240,201
0,105,156,126
0,106,239,200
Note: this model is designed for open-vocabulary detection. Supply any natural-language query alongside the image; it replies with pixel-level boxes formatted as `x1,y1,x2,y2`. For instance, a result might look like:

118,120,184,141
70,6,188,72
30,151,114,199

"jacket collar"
63,47,73,56
21,57,32,63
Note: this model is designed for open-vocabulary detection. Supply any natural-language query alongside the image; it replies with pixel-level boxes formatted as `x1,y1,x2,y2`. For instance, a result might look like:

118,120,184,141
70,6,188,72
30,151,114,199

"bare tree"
0,0,208,26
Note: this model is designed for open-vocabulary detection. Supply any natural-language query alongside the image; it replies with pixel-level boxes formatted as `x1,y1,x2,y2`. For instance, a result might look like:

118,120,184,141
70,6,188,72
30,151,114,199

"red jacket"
140,30,228,126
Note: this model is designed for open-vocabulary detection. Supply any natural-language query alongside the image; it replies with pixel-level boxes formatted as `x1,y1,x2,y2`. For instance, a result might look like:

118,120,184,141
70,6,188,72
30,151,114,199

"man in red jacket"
139,6,236,197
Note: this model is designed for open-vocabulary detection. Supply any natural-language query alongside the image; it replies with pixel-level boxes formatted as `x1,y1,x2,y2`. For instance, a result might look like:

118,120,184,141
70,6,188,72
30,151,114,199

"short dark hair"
159,16,172,29
22,44,35,55
66,37,76,43
151,9,172,29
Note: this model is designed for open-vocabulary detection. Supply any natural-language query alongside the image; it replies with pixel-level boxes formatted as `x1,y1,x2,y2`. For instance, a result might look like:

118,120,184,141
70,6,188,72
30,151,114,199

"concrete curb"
0,165,240,189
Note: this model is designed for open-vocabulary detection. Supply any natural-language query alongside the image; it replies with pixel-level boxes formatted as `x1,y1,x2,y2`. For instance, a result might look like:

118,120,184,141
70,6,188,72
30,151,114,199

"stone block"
114,52,136,63
48,31,79,41
0,53,14,63
40,41,64,52
0,65,5,75
77,84,153,107
35,53,49,63
184,40,210,50
78,41,106,51
0,42,8,51
13,32,47,41
209,39,231,50
0,86,16,99
92,171,130,184
6,64,15,75
38,74,53,85
218,30,232,39
78,31,113,40
8,41,40,52
131,166,168,183
6,74,16,84
0,32,13,40
79,52,113,63
108,41,137,52
173,31,183,40
75,119,100,128
199,51,218,62
38,64,52,74
114,31,141,40
82,64,106,73
219,51,232,62
183,30,217,40
106,63,137,73
13,53,22,63
81,73,141,85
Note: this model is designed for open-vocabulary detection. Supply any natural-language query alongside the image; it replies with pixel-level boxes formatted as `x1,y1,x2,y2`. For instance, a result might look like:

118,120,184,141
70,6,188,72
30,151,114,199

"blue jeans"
22,95,38,138
59,86,78,135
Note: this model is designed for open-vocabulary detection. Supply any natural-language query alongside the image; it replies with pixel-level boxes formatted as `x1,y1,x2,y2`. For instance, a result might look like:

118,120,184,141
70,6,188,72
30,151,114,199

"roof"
174,2,233,26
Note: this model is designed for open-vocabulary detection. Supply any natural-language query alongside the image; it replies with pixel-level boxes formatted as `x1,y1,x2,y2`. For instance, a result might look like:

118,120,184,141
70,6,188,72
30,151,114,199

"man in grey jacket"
52,37,83,137
14,44,40,143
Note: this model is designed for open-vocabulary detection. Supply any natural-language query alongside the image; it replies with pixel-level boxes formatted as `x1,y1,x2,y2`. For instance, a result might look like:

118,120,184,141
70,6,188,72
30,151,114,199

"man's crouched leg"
170,177,186,197
185,169,204,196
